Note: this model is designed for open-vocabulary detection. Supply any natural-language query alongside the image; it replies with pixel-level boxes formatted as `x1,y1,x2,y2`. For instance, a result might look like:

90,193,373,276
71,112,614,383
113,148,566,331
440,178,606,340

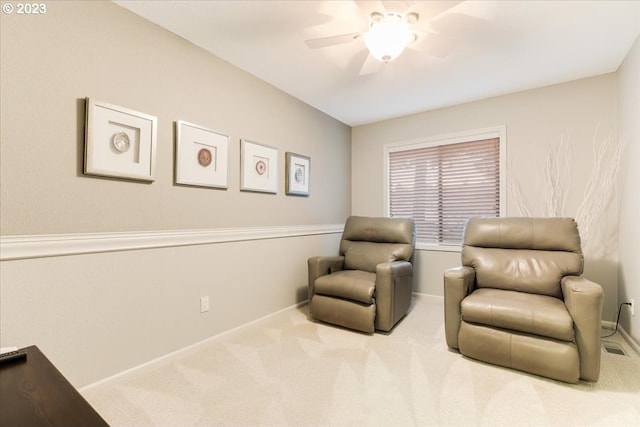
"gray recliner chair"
444,217,603,383
308,216,416,333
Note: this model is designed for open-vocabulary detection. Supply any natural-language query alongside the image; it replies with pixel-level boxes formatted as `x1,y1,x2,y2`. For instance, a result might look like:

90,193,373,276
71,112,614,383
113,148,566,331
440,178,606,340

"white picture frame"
84,98,157,182
175,120,229,189
240,139,278,194
285,152,310,196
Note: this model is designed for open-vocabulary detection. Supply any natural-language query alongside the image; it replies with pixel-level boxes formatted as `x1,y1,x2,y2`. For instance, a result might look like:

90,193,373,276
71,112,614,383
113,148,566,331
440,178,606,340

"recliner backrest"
339,216,415,273
461,217,584,298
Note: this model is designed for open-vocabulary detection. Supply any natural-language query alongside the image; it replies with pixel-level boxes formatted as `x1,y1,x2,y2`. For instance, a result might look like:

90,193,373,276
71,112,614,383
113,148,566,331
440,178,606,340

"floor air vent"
602,341,628,356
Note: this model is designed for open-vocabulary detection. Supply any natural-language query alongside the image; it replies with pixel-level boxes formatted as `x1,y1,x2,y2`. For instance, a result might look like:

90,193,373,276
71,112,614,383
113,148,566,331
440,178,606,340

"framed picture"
240,139,278,194
84,98,157,182
175,120,229,189
285,152,310,196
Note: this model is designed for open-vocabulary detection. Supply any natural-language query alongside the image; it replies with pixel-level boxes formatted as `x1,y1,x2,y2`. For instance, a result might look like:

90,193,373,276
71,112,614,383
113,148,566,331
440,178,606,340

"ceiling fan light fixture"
363,13,413,63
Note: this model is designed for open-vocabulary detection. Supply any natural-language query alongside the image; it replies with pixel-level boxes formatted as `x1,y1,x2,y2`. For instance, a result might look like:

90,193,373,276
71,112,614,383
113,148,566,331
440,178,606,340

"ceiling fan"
304,1,464,75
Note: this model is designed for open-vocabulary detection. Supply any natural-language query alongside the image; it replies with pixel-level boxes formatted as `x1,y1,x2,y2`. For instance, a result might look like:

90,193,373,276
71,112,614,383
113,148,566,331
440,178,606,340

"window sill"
416,243,461,253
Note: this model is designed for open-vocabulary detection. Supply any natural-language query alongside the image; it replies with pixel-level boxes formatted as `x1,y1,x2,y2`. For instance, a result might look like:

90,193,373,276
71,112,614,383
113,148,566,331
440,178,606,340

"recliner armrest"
375,260,414,331
444,266,476,349
561,275,603,381
308,256,345,301
376,260,413,279
375,261,413,301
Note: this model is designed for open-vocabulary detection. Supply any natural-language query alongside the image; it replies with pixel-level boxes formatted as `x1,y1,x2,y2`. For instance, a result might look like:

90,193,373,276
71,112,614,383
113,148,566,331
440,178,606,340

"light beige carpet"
83,295,640,427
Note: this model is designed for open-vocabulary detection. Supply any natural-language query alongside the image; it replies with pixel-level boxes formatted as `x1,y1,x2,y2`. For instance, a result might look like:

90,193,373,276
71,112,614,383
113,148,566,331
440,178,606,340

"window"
385,127,506,248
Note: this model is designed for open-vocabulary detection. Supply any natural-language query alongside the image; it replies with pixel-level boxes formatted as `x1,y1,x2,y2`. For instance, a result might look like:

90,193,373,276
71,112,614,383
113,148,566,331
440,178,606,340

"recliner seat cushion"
314,270,376,304
461,288,575,342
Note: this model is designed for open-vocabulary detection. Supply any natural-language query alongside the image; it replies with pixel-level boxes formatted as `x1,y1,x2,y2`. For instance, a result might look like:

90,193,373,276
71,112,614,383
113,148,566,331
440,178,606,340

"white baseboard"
602,320,616,330
595,320,639,357
82,295,434,392
413,292,444,302
617,325,640,357
80,300,308,393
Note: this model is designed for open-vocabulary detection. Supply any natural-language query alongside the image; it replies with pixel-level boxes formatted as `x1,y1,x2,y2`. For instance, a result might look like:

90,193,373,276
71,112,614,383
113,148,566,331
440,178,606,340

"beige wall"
352,74,620,320
0,1,350,387
618,35,640,344
0,1,350,235
0,233,341,387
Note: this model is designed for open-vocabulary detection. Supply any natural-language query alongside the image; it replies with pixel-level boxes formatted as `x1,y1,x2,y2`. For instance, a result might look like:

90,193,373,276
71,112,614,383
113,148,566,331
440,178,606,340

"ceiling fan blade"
354,0,386,18
381,1,412,14
304,33,361,49
359,53,383,75
413,1,464,21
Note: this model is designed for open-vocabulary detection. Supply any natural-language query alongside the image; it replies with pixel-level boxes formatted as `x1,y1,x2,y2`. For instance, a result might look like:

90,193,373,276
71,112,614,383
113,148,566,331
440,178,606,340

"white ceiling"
115,1,640,126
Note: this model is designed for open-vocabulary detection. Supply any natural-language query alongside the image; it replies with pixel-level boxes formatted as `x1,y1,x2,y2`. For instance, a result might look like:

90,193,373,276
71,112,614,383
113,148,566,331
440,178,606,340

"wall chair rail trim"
0,224,344,261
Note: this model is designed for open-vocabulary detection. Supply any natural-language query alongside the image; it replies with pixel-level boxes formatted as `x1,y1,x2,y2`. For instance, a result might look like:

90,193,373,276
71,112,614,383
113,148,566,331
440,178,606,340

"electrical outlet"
630,299,635,317
200,296,210,313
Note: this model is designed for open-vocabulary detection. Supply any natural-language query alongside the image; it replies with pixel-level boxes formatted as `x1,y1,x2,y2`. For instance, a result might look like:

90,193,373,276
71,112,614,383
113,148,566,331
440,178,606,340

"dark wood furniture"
0,345,109,426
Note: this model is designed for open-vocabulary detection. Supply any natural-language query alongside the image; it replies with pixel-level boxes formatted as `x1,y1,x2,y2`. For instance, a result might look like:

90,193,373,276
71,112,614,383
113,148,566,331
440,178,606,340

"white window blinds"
388,137,500,245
